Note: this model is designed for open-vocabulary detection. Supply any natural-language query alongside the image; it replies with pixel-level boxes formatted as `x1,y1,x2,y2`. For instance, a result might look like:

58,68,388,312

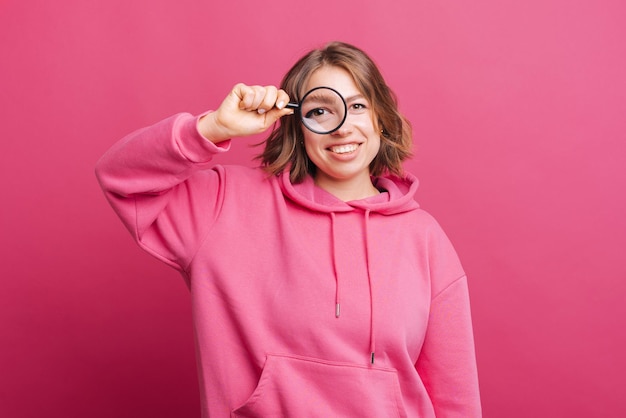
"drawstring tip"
370,352,375,364
335,303,341,318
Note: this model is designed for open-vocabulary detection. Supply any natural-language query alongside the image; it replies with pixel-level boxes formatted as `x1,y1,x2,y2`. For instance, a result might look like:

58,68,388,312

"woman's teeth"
330,144,358,154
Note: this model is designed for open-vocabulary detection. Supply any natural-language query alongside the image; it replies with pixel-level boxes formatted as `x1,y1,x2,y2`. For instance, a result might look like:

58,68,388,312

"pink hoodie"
96,113,482,417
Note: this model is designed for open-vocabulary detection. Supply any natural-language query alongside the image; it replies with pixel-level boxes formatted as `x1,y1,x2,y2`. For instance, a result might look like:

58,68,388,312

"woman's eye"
351,103,367,113
305,108,327,118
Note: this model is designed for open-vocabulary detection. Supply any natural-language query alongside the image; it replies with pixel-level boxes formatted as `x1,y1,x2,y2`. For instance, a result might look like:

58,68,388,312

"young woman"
96,41,482,417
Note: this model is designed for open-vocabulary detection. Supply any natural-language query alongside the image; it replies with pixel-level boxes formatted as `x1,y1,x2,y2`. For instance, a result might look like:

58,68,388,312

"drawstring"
363,209,376,364
330,210,376,364
330,212,341,318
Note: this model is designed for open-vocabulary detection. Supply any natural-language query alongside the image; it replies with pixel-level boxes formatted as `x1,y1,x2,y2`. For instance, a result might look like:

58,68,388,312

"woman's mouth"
329,143,359,154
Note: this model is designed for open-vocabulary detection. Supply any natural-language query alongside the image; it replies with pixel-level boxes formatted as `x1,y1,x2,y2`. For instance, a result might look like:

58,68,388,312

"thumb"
260,105,295,128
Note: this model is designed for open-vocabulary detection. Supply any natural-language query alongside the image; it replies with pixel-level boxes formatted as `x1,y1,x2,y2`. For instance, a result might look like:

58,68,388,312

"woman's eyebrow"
345,94,366,103
305,93,340,105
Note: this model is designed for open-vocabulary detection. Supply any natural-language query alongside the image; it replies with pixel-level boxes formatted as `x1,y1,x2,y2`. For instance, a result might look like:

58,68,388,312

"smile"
329,143,359,154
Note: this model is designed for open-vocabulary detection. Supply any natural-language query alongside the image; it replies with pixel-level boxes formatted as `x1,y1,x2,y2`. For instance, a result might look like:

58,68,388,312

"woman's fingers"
200,84,293,142
256,86,278,114
236,84,287,113
275,89,290,110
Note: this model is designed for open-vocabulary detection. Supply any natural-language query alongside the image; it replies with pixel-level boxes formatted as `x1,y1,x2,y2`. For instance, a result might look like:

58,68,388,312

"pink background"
2,0,625,416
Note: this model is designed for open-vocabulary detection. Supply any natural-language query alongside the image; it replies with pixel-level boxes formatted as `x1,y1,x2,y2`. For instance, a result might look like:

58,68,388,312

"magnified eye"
305,108,330,119
297,87,347,134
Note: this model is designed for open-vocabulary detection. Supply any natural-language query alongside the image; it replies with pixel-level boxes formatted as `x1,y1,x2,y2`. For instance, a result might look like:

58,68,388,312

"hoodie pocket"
231,354,408,418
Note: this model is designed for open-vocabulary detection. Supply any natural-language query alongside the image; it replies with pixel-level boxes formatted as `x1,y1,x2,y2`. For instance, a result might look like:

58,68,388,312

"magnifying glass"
285,87,347,134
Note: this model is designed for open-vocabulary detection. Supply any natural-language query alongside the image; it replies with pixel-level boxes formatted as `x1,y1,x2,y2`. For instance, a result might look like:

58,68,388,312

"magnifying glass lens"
299,88,347,134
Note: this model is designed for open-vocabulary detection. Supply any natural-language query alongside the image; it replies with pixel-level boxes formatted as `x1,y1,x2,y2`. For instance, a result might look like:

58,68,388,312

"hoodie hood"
278,172,420,364
279,171,421,215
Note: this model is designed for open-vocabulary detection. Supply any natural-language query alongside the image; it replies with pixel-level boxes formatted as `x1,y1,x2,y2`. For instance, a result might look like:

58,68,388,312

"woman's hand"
198,84,293,143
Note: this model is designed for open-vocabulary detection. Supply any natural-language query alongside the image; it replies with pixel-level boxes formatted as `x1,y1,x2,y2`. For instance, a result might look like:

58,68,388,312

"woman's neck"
314,174,379,202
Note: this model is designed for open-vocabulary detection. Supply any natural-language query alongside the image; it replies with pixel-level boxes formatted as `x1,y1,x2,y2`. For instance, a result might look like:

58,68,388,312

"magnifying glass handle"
285,102,299,109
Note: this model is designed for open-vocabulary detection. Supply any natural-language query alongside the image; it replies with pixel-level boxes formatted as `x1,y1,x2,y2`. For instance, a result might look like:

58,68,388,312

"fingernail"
276,101,285,109
257,109,266,115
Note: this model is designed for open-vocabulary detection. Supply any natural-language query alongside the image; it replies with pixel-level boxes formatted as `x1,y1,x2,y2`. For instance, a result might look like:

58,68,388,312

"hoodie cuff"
174,111,232,163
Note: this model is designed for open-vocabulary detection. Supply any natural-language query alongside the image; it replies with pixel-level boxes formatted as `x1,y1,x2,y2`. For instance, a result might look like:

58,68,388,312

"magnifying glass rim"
291,86,348,135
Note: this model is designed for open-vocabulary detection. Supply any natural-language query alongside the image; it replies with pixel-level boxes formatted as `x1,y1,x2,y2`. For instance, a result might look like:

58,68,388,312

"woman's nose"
331,120,353,136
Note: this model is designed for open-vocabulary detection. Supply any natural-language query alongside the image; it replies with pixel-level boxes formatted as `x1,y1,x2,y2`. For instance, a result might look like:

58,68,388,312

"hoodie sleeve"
95,112,230,272
415,223,482,417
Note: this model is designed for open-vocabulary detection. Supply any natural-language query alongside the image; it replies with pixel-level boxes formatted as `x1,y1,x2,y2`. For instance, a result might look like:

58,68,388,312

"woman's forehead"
303,66,363,98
